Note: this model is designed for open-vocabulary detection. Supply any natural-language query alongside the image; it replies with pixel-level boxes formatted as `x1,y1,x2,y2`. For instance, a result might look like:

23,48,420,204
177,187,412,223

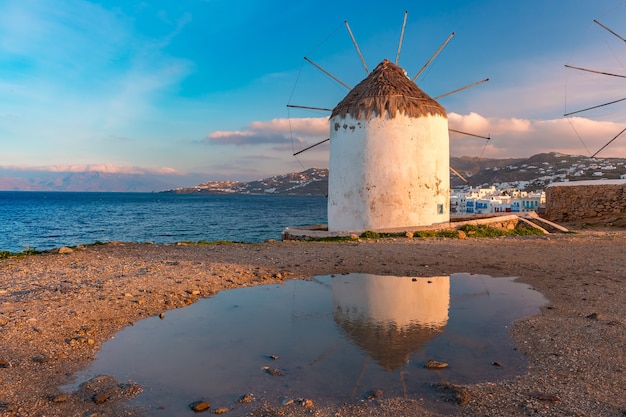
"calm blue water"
0,192,327,253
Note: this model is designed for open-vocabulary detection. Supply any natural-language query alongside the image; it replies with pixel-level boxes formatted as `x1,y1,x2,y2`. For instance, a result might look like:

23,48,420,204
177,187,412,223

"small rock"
93,392,110,404
299,399,314,408
350,234,359,240
0,360,9,368
159,313,165,320
282,398,294,406
237,394,254,403
190,400,211,412
51,394,68,403
425,360,448,369
457,230,467,239
405,231,414,238
586,312,600,320
212,407,229,414
492,361,503,367
269,355,279,360
58,246,74,254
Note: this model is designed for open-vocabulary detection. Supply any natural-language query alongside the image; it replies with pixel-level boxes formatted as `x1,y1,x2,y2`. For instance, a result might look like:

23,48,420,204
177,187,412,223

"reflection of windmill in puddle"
564,18,626,156
288,11,490,231
332,274,450,371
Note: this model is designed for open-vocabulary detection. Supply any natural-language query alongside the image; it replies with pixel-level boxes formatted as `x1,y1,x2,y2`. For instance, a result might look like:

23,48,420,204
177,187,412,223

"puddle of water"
64,273,546,415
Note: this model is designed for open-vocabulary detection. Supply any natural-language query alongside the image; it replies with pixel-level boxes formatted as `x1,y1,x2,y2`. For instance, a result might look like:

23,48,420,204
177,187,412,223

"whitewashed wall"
328,112,450,231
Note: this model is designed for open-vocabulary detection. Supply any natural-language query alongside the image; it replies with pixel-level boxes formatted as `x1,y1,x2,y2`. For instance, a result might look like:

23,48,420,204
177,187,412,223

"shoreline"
1,231,625,416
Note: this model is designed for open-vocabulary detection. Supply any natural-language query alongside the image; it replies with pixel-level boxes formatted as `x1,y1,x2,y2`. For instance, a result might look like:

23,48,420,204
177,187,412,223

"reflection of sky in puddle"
65,273,546,416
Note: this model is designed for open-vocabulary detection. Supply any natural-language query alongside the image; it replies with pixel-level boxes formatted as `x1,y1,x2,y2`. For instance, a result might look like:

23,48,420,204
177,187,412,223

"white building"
450,187,545,215
328,59,450,231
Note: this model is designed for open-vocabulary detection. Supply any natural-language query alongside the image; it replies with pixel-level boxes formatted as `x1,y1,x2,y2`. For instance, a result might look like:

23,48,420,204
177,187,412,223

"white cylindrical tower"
328,59,450,232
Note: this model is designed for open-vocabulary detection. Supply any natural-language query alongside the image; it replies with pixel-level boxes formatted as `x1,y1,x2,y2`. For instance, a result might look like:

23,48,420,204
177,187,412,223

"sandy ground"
1,227,625,416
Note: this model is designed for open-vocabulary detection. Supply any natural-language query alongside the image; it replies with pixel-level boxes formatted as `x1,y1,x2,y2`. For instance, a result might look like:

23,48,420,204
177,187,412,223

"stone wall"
545,180,626,222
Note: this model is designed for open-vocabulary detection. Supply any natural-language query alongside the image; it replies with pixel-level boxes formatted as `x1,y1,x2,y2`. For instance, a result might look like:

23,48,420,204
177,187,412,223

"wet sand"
1,230,625,416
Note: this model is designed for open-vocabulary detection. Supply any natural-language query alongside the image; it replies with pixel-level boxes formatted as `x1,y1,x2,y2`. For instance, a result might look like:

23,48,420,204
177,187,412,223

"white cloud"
0,164,181,175
248,117,328,137
205,117,328,146
448,112,626,159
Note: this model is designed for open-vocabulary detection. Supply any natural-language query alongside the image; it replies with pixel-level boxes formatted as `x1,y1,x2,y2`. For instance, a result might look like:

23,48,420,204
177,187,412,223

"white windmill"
287,11,490,234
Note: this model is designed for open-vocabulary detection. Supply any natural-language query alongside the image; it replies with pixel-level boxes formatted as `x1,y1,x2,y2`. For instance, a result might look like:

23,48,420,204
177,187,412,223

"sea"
0,191,327,253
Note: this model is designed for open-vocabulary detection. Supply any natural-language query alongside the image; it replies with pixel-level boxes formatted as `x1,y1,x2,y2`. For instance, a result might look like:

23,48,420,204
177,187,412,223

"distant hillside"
164,153,626,195
452,152,626,188
163,168,329,195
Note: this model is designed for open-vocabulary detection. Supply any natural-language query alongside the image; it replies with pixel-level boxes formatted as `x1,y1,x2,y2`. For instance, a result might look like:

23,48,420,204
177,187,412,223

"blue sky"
1,0,625,185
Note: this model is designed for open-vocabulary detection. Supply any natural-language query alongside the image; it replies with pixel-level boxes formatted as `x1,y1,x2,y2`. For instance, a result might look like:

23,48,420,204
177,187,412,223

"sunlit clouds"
0,0,624,185
1,164,181,175
448,113,626,159
205,118,328,147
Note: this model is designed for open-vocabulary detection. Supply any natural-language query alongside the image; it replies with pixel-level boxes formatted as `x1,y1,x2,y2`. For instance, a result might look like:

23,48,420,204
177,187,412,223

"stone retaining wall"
545,180,626,222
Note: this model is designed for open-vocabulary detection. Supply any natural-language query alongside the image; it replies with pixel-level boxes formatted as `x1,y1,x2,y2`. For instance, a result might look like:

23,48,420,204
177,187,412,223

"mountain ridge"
2,152,624,193
163,152,626,195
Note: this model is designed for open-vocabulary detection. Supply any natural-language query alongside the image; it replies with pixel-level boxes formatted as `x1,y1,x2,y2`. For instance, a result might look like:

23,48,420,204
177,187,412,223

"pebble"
237,393,253,403
93,392,109,404
425,360,448,369
212,406,229,414
190,400,211,412
299,399,314,408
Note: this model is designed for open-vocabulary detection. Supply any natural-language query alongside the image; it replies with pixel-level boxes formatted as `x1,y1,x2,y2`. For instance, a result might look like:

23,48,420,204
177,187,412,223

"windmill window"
437,204,444,214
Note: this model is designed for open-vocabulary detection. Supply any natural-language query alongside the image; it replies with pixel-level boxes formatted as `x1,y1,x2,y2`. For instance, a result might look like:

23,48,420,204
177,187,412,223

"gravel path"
1,230,625,416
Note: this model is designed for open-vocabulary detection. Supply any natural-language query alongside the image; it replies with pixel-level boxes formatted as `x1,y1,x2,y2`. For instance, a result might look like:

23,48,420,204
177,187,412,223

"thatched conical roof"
330,59,446,120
